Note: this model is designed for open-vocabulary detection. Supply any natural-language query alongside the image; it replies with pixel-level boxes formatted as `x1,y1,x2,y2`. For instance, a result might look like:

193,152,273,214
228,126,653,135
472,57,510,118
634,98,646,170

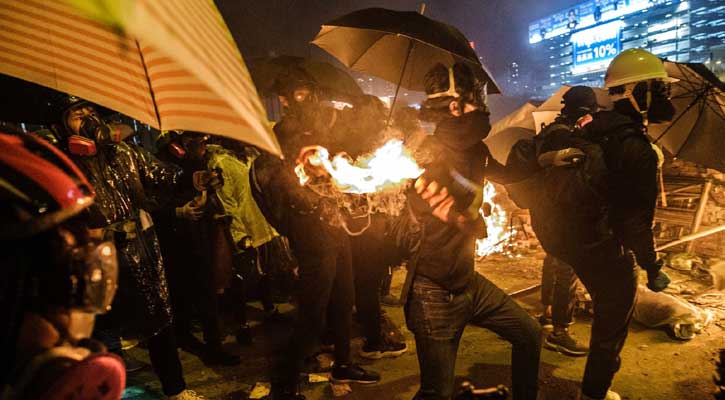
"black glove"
645,259,670,292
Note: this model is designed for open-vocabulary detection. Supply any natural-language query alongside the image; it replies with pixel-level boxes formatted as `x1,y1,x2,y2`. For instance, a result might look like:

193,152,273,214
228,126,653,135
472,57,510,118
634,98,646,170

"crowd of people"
0,47,676,400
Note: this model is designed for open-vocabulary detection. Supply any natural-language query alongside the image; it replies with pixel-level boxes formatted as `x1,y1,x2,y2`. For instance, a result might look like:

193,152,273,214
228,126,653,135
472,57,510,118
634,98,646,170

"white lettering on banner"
570,20,622,74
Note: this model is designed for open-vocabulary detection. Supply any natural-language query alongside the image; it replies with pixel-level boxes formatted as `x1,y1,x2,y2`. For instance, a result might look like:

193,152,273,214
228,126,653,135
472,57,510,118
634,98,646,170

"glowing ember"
295,139,424,194
476,182,516,257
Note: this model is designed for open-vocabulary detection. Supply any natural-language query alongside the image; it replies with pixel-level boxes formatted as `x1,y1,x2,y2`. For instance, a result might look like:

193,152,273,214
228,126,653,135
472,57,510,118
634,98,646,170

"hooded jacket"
411,110,494,293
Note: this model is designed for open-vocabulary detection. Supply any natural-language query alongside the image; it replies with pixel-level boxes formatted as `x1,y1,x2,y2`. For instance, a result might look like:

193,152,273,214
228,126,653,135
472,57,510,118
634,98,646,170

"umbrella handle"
386,40,415,126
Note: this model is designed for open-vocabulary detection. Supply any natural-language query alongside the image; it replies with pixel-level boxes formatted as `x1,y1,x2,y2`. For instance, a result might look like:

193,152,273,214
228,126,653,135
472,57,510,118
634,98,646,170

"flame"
295,139,424,194
476,182,516,257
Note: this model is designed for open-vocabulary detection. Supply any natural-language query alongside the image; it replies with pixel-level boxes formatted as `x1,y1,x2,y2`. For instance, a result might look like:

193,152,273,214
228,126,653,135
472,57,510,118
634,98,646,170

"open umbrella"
648,61,725,171
247,56,363,99
311,7,500,115
532,85,612,133
0,0,280,155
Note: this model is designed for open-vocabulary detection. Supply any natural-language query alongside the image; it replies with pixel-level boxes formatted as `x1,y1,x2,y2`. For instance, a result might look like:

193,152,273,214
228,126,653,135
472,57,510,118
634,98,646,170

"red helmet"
0,132,94,239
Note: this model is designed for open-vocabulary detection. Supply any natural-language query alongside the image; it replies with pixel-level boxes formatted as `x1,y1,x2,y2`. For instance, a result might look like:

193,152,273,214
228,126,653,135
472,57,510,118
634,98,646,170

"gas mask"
1,234,123,400
67,115,121,156
611,80,675,125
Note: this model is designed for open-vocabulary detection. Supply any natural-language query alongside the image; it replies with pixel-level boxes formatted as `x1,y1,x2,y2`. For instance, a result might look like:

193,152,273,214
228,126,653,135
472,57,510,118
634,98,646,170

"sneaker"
202,345,241,366
580,389,621,400
544,330,589,357
359,339,408,360
331,363,380,384
168,389,206,399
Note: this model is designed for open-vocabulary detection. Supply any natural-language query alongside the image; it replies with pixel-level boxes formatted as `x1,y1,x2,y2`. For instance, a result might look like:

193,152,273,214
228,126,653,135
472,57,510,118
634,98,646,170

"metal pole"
686,180,713,252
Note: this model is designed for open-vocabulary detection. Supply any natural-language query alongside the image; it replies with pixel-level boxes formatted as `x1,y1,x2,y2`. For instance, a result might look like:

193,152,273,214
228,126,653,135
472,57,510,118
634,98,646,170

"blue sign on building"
571,20,622,73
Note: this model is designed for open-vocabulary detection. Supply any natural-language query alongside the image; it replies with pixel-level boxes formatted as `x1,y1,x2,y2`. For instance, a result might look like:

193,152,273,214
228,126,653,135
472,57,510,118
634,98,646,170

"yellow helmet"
604,48,677,88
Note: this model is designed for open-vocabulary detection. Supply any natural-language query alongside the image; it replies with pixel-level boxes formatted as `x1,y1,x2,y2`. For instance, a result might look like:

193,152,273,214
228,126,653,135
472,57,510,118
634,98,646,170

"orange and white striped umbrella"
0,0,281,155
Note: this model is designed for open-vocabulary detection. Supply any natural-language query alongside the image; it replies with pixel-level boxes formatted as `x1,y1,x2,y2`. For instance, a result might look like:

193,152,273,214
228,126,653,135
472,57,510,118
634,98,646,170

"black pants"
567,243,638,399
540,254,578,329
405,274,542,400
94,320,185,396
166,251,224,347
273,230,354,389
351,214,401,345
148,325,186,396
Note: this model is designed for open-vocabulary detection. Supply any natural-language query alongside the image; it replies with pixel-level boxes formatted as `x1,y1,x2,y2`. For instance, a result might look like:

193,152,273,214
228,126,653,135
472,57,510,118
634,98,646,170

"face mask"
647,91,675,124
78,115,120,143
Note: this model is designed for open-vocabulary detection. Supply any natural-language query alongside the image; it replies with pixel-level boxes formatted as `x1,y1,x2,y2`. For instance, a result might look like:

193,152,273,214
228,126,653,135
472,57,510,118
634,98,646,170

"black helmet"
272,66,318,98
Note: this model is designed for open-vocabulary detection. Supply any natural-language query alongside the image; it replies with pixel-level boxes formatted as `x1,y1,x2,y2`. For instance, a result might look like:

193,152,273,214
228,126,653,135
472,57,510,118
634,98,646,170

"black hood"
433,110,491,151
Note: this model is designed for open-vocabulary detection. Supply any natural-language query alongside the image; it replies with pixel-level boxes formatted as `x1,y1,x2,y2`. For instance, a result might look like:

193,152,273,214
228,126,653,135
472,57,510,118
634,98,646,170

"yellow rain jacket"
207,145,278,250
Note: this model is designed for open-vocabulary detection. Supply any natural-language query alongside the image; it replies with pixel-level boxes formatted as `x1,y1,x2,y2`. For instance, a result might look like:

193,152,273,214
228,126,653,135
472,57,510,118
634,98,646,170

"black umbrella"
247,56,363,100
311,7,500,109
648,61,725,171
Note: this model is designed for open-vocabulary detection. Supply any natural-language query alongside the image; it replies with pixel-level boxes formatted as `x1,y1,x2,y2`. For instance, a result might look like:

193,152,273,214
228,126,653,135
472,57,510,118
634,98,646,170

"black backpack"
504,117,613,218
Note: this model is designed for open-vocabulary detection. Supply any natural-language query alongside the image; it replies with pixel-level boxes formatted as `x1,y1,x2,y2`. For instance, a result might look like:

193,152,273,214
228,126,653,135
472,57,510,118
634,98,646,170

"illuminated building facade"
528,0,725,98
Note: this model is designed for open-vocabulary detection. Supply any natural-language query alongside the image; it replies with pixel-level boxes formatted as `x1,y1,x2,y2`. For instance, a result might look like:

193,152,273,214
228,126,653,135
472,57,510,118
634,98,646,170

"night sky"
217,0,581,93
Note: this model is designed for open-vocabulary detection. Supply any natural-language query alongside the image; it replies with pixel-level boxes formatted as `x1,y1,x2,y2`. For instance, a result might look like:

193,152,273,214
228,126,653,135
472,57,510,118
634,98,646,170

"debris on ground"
330,382,352,397
249,382,271,399
633,285,714,340
667,253,704,271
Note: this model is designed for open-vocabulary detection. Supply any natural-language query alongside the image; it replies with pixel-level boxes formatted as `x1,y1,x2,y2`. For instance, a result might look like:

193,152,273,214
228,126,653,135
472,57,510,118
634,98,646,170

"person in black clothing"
517,50,672,400
334,94,408,360
405,63,541,400
564,49,673,400
154,130,240,366
254,68,379,400
537,86,600,358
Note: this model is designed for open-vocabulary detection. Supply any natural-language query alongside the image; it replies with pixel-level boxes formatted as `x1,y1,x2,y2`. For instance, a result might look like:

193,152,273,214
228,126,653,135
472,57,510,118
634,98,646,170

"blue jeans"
405,273,542,400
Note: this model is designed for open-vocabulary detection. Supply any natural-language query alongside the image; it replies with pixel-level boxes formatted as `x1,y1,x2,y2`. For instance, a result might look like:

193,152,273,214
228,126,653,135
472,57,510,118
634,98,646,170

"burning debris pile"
476,182,518,258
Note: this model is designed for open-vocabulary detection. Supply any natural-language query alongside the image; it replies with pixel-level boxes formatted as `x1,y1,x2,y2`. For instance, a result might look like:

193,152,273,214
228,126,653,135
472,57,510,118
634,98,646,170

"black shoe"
544,330,589,357
202,345,241,366
177,332,206,357
359,339,408,360
331,363,380,384
235,325,252,346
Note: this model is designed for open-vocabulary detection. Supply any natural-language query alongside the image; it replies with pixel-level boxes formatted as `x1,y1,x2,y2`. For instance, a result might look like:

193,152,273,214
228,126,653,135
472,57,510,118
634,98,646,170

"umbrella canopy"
484,126,535,165
489,102,537,136
311,7,500,94
0,0,280,155
247,56,363,99
648,61,725,171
